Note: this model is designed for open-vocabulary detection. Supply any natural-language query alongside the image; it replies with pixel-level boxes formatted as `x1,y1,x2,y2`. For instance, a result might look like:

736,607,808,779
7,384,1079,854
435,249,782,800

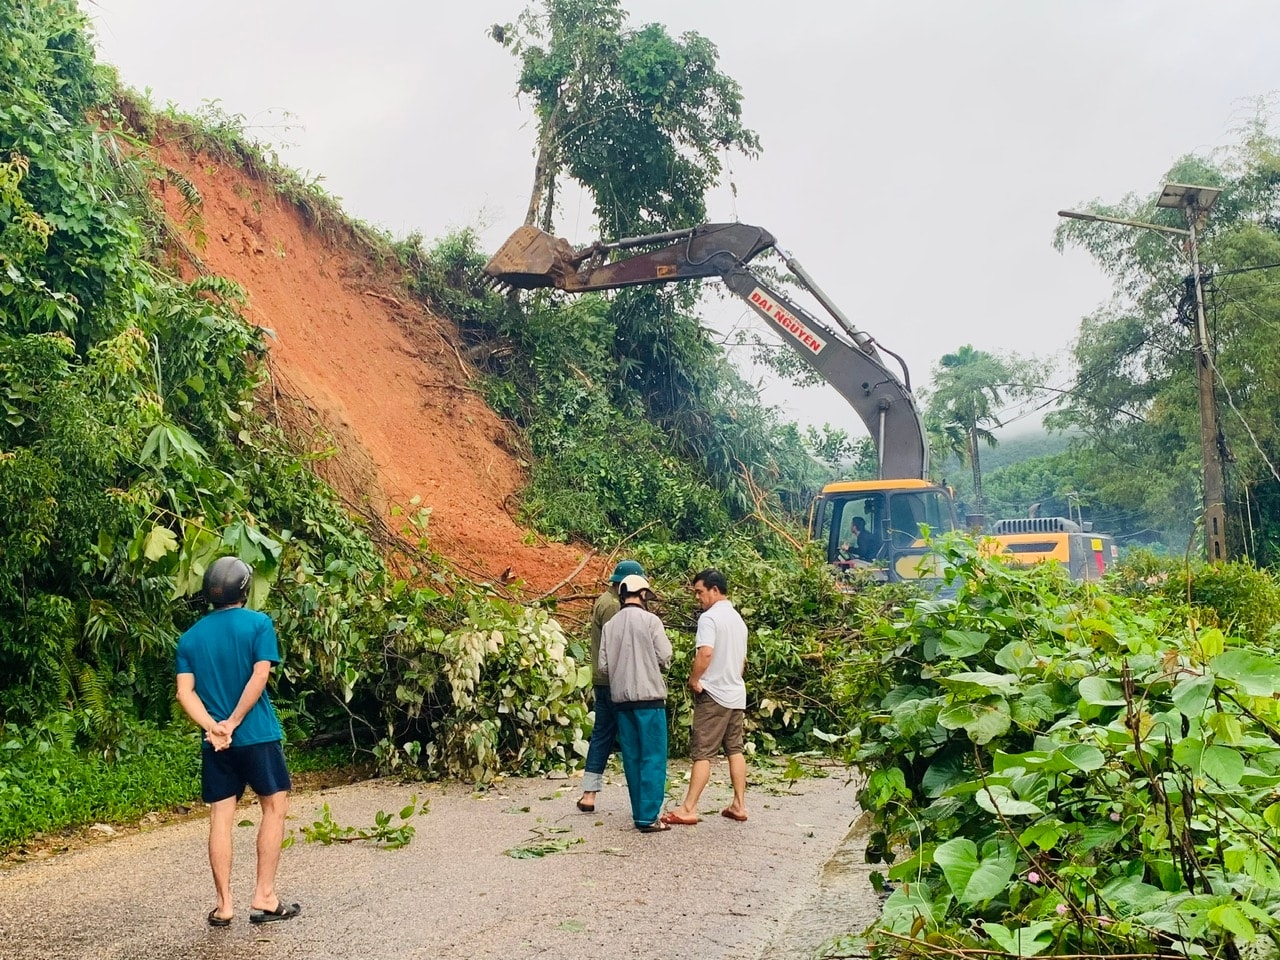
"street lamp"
1058,182,1227,562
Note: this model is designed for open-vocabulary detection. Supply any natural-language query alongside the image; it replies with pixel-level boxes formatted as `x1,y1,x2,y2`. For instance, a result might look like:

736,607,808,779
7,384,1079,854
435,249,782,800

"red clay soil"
152,139,600,598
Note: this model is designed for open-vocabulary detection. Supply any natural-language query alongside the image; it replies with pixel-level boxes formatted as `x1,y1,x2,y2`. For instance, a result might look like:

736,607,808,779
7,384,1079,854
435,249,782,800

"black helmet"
203,556,252,607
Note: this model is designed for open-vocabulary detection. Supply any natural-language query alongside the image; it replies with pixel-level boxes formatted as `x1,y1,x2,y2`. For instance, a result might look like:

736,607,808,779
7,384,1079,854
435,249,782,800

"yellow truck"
982,516,1118,580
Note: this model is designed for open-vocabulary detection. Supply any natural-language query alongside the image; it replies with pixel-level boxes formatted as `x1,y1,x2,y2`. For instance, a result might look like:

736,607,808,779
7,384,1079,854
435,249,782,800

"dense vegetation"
849,545,1280,959
1050,122,1280,562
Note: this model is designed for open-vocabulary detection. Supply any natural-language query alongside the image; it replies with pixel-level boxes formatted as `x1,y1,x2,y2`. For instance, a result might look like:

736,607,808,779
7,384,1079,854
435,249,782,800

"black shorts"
202,740,291,803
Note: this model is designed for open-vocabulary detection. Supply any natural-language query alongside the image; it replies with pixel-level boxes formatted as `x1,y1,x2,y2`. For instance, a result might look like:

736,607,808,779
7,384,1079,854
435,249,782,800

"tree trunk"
524,100,564,228
969,428,984,518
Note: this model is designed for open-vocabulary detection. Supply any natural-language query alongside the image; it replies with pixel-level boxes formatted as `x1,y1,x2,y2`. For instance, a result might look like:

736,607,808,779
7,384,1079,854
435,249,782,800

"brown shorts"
689,691,745,760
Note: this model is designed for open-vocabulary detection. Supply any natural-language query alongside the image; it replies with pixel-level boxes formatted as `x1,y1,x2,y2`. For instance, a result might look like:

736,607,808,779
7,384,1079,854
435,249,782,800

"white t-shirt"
696,599,748,710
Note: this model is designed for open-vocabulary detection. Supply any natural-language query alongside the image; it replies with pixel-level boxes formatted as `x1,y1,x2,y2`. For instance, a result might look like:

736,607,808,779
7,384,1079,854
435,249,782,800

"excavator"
484,222,1116,583
483,224,1116,586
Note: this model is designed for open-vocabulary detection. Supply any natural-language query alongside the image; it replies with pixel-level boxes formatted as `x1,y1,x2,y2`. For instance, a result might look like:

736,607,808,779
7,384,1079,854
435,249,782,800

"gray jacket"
598,604,672,706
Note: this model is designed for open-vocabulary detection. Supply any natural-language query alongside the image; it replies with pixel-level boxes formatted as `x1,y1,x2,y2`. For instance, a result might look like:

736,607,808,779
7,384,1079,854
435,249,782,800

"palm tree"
926,346,1014,518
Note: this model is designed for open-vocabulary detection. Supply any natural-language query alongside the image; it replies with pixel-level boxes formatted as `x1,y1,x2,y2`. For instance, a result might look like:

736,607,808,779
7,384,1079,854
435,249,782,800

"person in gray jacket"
598,573,672,832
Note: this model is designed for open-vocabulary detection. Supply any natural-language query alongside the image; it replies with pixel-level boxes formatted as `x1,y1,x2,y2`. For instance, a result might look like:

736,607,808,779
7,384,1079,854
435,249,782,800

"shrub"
0,717,200,849
849,540,1280,958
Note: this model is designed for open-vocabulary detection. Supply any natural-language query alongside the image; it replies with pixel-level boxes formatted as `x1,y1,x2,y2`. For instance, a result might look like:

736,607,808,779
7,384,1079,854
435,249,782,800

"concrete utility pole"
1059,182,1227,562
1171,186,1227,562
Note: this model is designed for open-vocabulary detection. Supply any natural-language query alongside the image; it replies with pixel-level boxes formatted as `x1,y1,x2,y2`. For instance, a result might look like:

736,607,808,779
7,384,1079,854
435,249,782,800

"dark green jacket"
588,586,621,686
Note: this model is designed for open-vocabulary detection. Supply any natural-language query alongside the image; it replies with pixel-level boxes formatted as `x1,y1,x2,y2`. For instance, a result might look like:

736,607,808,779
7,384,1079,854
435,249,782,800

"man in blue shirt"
176,556,300,927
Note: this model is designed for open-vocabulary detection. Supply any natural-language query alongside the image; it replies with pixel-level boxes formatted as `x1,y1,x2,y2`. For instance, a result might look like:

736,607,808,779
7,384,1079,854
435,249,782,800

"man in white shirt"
661,568,749,825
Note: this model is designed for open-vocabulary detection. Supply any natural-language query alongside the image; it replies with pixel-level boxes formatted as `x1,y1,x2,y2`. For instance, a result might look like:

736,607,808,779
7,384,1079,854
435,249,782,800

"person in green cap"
576,558,645,813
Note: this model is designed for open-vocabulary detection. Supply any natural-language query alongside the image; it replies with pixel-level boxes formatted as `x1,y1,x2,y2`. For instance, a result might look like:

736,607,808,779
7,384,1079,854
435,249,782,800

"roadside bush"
850,539,1280,958
1109,550,1280,645
379,598,592,782
0,717,199,849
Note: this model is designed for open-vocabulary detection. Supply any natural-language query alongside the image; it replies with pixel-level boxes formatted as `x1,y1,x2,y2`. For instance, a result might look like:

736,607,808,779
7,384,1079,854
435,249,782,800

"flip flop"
721,808,749,822
207,909,232,927
637,821,670,832
250,901,302,924
575,798,595,813
659,811,700,826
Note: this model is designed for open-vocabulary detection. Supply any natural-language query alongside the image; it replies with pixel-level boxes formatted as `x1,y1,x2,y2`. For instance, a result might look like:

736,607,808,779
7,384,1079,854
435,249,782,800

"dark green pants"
615,705,668,828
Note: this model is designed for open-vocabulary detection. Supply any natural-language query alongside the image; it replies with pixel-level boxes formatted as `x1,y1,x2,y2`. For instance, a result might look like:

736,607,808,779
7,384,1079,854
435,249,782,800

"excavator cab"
812,479,957,583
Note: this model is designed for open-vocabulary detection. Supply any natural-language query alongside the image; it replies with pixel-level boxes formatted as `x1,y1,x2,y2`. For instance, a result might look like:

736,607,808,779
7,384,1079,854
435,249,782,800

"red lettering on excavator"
750,288,825,355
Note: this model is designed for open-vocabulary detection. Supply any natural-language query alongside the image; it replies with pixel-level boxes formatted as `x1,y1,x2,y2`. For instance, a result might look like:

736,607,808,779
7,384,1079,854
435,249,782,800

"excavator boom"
485,223,930,480
486,223,777,291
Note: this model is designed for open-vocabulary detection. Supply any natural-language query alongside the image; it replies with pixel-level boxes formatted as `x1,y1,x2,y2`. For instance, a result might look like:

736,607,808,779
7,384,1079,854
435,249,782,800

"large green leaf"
1171,673,1214,717
1010,683,1061,726
974,783,1043,817
1078,676,1126,706
933,837,1016,905
1212,650,1280,697
922,748,969,798
1223,846,1280,890
1173,740,1245,788
879,882,945,934
984,920,1056,957
939,629,991,658
1048,743,1105,773
937,671,1019,697
142,525,178,562
891,695,943,739
994,639,1038,673
938,698,1011,744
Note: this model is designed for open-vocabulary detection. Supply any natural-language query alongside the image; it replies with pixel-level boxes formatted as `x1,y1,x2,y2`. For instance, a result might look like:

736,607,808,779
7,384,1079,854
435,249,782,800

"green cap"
609,559,645,583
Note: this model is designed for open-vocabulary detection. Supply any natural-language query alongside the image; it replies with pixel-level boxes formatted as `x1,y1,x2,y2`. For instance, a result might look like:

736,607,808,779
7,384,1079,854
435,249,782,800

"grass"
0,728,375,853
0,725,201,850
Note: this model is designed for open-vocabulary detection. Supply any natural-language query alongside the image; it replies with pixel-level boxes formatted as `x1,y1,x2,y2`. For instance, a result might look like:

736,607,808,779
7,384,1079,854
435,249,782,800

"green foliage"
849,541,1280,957
393,228,509,330
0,716,200,849
0,0,512,838
410,229,829,543
378,598,592,782
495,0,759,235
1109,550,1280,644
505,826,584,858
288,797,427,850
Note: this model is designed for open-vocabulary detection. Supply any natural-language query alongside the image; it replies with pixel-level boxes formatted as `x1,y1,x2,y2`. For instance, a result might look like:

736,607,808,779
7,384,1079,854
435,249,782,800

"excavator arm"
484,223,929,480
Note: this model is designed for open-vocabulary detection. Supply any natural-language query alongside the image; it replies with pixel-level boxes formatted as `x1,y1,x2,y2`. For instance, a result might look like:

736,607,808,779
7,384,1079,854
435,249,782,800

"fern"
161,165,206,250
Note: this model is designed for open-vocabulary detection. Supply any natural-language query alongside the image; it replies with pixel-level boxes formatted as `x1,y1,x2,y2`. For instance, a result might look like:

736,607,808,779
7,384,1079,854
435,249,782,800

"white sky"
88,0,1279,436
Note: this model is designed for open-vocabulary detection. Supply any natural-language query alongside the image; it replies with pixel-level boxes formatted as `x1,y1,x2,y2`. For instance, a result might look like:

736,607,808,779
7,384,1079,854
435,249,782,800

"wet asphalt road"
0,763,880,960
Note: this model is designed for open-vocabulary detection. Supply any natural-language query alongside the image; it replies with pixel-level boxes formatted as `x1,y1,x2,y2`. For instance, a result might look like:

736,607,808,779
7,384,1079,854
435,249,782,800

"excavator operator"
841,516,878,561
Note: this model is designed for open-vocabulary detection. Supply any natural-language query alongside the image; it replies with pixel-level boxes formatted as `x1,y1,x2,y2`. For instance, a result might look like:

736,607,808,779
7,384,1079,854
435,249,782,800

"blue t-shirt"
175,607,283,748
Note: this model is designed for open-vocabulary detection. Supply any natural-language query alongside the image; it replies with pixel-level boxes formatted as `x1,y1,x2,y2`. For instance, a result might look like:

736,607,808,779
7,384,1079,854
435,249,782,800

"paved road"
0,763,880,960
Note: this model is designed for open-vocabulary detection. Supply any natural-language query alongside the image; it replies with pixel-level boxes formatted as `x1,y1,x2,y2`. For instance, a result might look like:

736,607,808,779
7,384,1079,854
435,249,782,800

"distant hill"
933,429,1076,490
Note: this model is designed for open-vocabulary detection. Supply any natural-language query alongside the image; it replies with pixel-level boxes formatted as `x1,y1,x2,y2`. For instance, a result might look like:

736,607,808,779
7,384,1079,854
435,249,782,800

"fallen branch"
738,462,806,553
534,551,596,601
363,289,403,308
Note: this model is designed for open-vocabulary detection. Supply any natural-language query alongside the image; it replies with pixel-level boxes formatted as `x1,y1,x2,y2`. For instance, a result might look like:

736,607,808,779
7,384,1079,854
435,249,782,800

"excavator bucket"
483,225,582,290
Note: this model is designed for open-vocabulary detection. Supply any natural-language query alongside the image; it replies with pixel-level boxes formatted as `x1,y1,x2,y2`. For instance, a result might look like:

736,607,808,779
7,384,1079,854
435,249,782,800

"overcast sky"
88,0,1279,436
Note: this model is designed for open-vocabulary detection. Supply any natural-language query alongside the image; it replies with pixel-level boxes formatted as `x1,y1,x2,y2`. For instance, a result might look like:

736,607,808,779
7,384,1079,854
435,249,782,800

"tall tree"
493,0,760,236
491,1,799,516
925,345,1024,517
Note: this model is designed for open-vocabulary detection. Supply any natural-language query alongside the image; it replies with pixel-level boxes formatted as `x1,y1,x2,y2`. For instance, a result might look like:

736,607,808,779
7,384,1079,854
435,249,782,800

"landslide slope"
153,138,592,594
